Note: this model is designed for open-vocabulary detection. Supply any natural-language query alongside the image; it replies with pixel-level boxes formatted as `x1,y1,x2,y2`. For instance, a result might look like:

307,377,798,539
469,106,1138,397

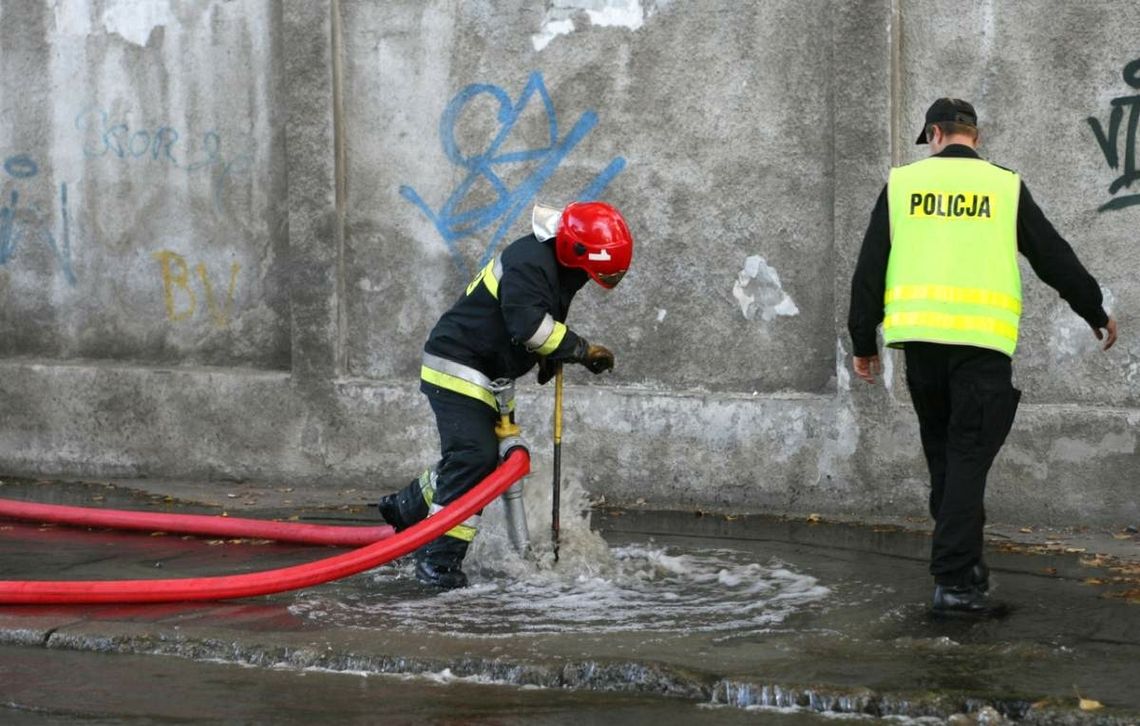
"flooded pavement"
0,476,1138,724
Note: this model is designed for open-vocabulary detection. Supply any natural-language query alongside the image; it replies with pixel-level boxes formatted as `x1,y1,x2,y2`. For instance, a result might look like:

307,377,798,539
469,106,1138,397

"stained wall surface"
0,0,1136,526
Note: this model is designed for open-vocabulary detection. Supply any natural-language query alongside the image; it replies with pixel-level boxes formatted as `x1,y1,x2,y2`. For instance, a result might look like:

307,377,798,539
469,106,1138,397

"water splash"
291,473,829,636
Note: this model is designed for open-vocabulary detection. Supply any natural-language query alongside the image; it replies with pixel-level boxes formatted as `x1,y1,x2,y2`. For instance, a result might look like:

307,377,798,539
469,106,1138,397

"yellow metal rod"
553,365,564,444
552,364,564,562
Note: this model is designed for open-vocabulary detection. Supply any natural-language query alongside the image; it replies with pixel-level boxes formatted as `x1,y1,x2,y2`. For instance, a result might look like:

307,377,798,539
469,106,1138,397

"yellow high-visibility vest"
884,156,1022,356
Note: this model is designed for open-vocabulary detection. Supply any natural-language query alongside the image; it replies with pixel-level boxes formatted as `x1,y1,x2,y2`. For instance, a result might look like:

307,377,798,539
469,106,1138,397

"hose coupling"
498,435,529,459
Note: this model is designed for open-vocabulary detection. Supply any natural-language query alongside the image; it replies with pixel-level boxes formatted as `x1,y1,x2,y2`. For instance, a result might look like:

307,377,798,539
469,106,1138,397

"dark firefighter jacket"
422,233,589,394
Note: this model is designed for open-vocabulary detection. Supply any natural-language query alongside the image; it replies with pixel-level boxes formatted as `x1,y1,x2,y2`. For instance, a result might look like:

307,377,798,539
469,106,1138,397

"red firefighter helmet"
554,202,633,288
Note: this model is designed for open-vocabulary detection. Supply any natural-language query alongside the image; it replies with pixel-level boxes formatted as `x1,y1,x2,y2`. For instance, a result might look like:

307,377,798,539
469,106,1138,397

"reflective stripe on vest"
420,353,498,410
884,157,1022,356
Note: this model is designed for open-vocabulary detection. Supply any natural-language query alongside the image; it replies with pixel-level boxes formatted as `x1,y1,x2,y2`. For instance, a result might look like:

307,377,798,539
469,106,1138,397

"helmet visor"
596,270,626,288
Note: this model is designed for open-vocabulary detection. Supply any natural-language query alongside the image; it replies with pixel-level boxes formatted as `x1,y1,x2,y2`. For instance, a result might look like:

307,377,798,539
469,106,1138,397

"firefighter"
848,98,1118,615
378,201,633,588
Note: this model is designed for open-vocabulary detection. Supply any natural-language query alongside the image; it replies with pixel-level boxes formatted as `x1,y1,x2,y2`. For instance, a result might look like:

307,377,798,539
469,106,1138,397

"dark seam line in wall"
332,0,348,376
890,0,902,166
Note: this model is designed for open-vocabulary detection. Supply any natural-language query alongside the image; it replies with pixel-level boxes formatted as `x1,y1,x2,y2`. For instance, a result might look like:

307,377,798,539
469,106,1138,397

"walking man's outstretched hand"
1093,316,1118,351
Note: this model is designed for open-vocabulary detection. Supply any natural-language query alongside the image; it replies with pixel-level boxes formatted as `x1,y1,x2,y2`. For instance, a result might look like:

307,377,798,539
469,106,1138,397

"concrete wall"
0,0,1136,527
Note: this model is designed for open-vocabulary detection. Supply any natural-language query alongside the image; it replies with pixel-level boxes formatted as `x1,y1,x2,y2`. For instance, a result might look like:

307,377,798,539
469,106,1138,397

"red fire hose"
0,447,529,605
0,498,393,547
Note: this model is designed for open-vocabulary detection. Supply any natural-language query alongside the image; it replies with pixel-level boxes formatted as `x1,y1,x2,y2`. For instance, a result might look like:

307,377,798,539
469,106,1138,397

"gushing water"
291,472,830,635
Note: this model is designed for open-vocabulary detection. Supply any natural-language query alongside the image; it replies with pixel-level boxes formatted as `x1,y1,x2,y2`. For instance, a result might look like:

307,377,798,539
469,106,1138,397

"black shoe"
931,584,1007,617
414,536,470,589
971,561,990,593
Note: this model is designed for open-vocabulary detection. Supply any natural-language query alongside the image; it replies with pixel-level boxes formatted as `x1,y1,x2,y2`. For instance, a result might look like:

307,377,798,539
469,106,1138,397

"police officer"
378,201,633,589
848,98,1118,614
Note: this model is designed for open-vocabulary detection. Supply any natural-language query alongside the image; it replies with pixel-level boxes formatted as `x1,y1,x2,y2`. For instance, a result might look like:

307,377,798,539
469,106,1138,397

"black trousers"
903,343,1021,586
425,386,501,508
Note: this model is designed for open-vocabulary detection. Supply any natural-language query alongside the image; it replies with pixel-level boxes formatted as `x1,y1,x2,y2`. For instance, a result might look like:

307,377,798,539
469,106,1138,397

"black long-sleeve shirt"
848,145,1109,358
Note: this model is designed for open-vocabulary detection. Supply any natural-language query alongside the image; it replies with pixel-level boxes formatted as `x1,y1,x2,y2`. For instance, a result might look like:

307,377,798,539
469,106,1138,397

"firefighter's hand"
1093,316,1118,351
853,354,881,385
536,357,558,385
575,341,614,374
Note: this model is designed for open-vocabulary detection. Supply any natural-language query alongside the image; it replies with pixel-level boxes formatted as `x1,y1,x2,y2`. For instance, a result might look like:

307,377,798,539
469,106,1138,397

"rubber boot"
376,476,430,531
414,535,470,589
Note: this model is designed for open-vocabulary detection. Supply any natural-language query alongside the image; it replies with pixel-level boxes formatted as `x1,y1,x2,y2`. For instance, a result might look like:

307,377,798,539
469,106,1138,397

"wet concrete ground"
0,477,1137,724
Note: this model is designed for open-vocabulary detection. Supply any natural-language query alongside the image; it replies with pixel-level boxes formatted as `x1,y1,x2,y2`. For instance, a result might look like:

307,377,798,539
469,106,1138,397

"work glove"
536,356,557,385
573,339,614,375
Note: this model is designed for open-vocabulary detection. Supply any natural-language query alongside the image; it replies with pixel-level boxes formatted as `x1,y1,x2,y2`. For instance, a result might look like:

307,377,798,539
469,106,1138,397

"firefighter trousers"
425,385,501,513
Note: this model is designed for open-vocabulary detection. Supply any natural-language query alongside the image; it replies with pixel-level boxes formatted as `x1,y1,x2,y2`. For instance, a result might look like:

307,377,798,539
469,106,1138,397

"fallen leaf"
1079,698,1103,711
1084,578,1106,585
807,513,822,523
1019,527,1033,533
1112,533,1132,540
1042,567,1058,576
1063,547,1087,554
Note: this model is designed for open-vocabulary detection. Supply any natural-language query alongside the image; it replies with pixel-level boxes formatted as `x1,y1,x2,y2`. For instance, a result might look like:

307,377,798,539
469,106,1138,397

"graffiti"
75,107,253,212
153,250,240,328
400,71,626,273
1087,58,1140,212
0,153,77,285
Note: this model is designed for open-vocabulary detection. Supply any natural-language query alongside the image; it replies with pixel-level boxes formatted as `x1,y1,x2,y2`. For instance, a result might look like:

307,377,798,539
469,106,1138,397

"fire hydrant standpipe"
491,377,530,556
0,448,530,605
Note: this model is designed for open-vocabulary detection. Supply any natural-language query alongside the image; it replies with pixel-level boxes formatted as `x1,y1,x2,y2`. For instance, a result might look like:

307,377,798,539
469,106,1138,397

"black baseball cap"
915,98,978,144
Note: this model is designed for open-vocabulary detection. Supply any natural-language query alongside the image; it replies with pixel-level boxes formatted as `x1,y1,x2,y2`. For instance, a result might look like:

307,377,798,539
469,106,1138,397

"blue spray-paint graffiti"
1087,57,1140,212
74,106,253,213
400,71,626,273
0,153,77,285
